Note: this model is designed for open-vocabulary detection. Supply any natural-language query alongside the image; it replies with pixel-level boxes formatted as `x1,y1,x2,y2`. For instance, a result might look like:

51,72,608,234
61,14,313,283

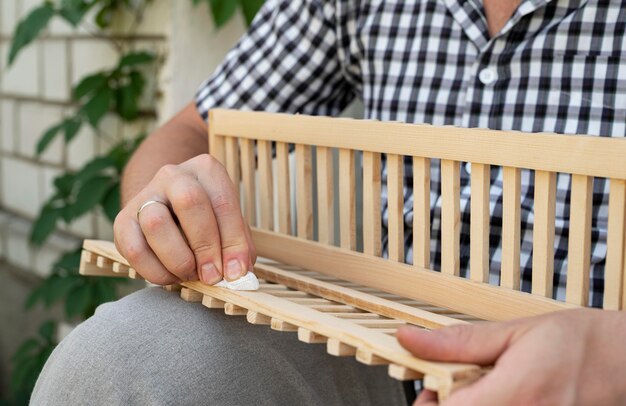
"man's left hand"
397,308,626,405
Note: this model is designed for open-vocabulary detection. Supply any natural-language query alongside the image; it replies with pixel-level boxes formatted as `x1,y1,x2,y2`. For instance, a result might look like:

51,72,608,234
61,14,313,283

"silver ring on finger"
136,200,168,221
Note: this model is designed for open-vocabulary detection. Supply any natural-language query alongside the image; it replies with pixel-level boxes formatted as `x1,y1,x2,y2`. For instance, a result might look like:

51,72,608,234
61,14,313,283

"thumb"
397,321,521,365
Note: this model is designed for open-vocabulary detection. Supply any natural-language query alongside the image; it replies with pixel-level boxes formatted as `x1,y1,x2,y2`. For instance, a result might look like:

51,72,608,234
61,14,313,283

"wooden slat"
208,110,225,165
566,175,593,306
240,138,256,226
413,157,431,268
183,281,482,380
298,328,327,343
253,262,466,329
605,179,626,310
339,149,356,250
276,142,292,235
388,364,424,380
247,311,271,325
501,167,521,290
356,349,389,365
224,137,240,198
387,154,405,262
225,303,248,316
180,288,203,302
296,144,313,239
327,339,356,356
211,109,626,180
470,163,490,282
532,171,556,297
441,160,460,276
316,146,335,245
249,230,578,322
257,140,274,230
363,151,382,256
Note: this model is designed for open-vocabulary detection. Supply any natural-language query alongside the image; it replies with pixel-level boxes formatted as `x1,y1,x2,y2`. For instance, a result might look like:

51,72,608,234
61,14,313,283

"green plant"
3,0,263,403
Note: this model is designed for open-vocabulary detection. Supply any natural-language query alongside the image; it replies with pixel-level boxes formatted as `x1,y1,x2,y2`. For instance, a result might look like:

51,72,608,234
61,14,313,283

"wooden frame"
81,109,626,401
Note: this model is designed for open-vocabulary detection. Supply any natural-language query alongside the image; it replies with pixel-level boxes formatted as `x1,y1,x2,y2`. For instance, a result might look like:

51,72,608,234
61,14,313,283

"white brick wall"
42,40,70,101
1,156,41,217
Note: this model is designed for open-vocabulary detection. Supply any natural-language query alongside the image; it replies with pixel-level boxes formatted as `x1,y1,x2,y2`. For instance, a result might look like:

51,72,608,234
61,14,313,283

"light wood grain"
224,137,240,199
413,156,431,268
566,175,593,306
298,328,328,343
208,110,225,165
327,338,356,356
387,154,405,262
257,140,274,230
296,144,313,239
339,149,356,250
316,146,335,245
363,151,382,256
356,349,389,365
224,302,248,316
605,179,626,310
180,288,203,302
501,167,521,290
240,138,256,226
276,142,292,235
250,230,578,321
388,364,424,380
210,109,626,179
532,171,556,297
271,318,299,332
247,311,271,325
441,160,460,276
470,163,490,282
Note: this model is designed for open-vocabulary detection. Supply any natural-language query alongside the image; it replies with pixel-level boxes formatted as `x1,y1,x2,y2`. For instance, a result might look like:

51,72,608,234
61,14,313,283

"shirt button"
478,68,497,85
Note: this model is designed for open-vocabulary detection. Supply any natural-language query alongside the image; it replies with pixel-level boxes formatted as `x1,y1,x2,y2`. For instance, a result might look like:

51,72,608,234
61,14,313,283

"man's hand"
397,308,626,405
112,102,256,286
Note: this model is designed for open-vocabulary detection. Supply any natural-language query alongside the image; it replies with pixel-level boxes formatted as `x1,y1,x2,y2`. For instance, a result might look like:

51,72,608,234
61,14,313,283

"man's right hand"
113,153,256,286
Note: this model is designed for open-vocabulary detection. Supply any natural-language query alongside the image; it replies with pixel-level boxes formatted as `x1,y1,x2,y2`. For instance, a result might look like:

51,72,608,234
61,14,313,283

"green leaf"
63,117,82,143
25,285,46,309
30,206,62,246
53,249,82,274
74,156,116,183
94,5,114,29
12,339,40,363
118,51,155,68
11,356,37,391
7,3,55,66
209,0,238,28
71,175,113,218
101,183,121,222
38,321,56,342
37,122,64,156
116,83,139,120
58,0,93,26
82,88,113,127
239,0,264,26
129,71,145,95
73,72,108,100
42,275,80,307
54,173,76,197
65,286,91,318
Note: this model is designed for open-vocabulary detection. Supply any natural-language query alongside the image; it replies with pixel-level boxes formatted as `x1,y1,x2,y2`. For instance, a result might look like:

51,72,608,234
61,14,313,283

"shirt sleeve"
195,0,354,121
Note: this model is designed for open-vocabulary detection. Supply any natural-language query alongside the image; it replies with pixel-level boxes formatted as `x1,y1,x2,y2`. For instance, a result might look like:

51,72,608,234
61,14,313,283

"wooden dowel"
240,138,256,226
387,154,405,262
224,137,240,199
413,157,430,268
316,146,335,245
363,151,382,256
339,149,356,250
296,144,313,239
257,140,274,230
208,111,225,165
470,163,490,282
276,142,292,235
605,179,626,310
566,175,593,306
532,170,556,297
441,160,460,276
501,167,521,290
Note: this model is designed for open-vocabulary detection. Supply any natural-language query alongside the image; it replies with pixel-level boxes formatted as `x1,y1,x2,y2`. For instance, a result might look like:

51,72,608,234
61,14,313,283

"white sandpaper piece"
214,272,259,291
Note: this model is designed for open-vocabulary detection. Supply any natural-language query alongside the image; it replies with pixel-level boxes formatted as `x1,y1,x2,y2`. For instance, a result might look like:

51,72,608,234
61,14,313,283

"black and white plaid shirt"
196,0,626,308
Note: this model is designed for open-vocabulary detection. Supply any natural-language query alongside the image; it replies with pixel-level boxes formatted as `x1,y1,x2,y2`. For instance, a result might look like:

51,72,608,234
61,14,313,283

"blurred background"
0,0,260,403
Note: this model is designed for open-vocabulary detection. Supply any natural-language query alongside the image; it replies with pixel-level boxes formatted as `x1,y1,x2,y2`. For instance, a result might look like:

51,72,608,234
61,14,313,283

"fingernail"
201,263,221,285
225,259,244,281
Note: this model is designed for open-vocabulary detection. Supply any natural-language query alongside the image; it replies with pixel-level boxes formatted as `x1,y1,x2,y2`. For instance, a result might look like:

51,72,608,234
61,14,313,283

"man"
33,0,626,404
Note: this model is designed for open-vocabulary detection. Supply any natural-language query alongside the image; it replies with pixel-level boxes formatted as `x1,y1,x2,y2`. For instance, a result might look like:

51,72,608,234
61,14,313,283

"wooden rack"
80,109,626,401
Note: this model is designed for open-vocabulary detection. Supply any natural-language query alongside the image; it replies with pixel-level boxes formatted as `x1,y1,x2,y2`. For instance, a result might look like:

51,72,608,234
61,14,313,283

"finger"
187,156,252,281
443,367,520,406
415,389,438,405
166,176,223,285
397,322,520,365
114,212,178,285
137,199,197,281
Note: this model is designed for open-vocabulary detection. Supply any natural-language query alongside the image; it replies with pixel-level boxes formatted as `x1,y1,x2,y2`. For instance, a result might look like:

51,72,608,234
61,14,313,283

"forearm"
121,102,208,205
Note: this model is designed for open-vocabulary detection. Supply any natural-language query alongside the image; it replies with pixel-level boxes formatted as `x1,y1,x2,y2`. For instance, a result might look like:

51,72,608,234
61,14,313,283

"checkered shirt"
196,0,626,307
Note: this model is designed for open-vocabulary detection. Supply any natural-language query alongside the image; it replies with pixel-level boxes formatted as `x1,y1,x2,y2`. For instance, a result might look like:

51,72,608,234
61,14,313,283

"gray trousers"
32,288,408,405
